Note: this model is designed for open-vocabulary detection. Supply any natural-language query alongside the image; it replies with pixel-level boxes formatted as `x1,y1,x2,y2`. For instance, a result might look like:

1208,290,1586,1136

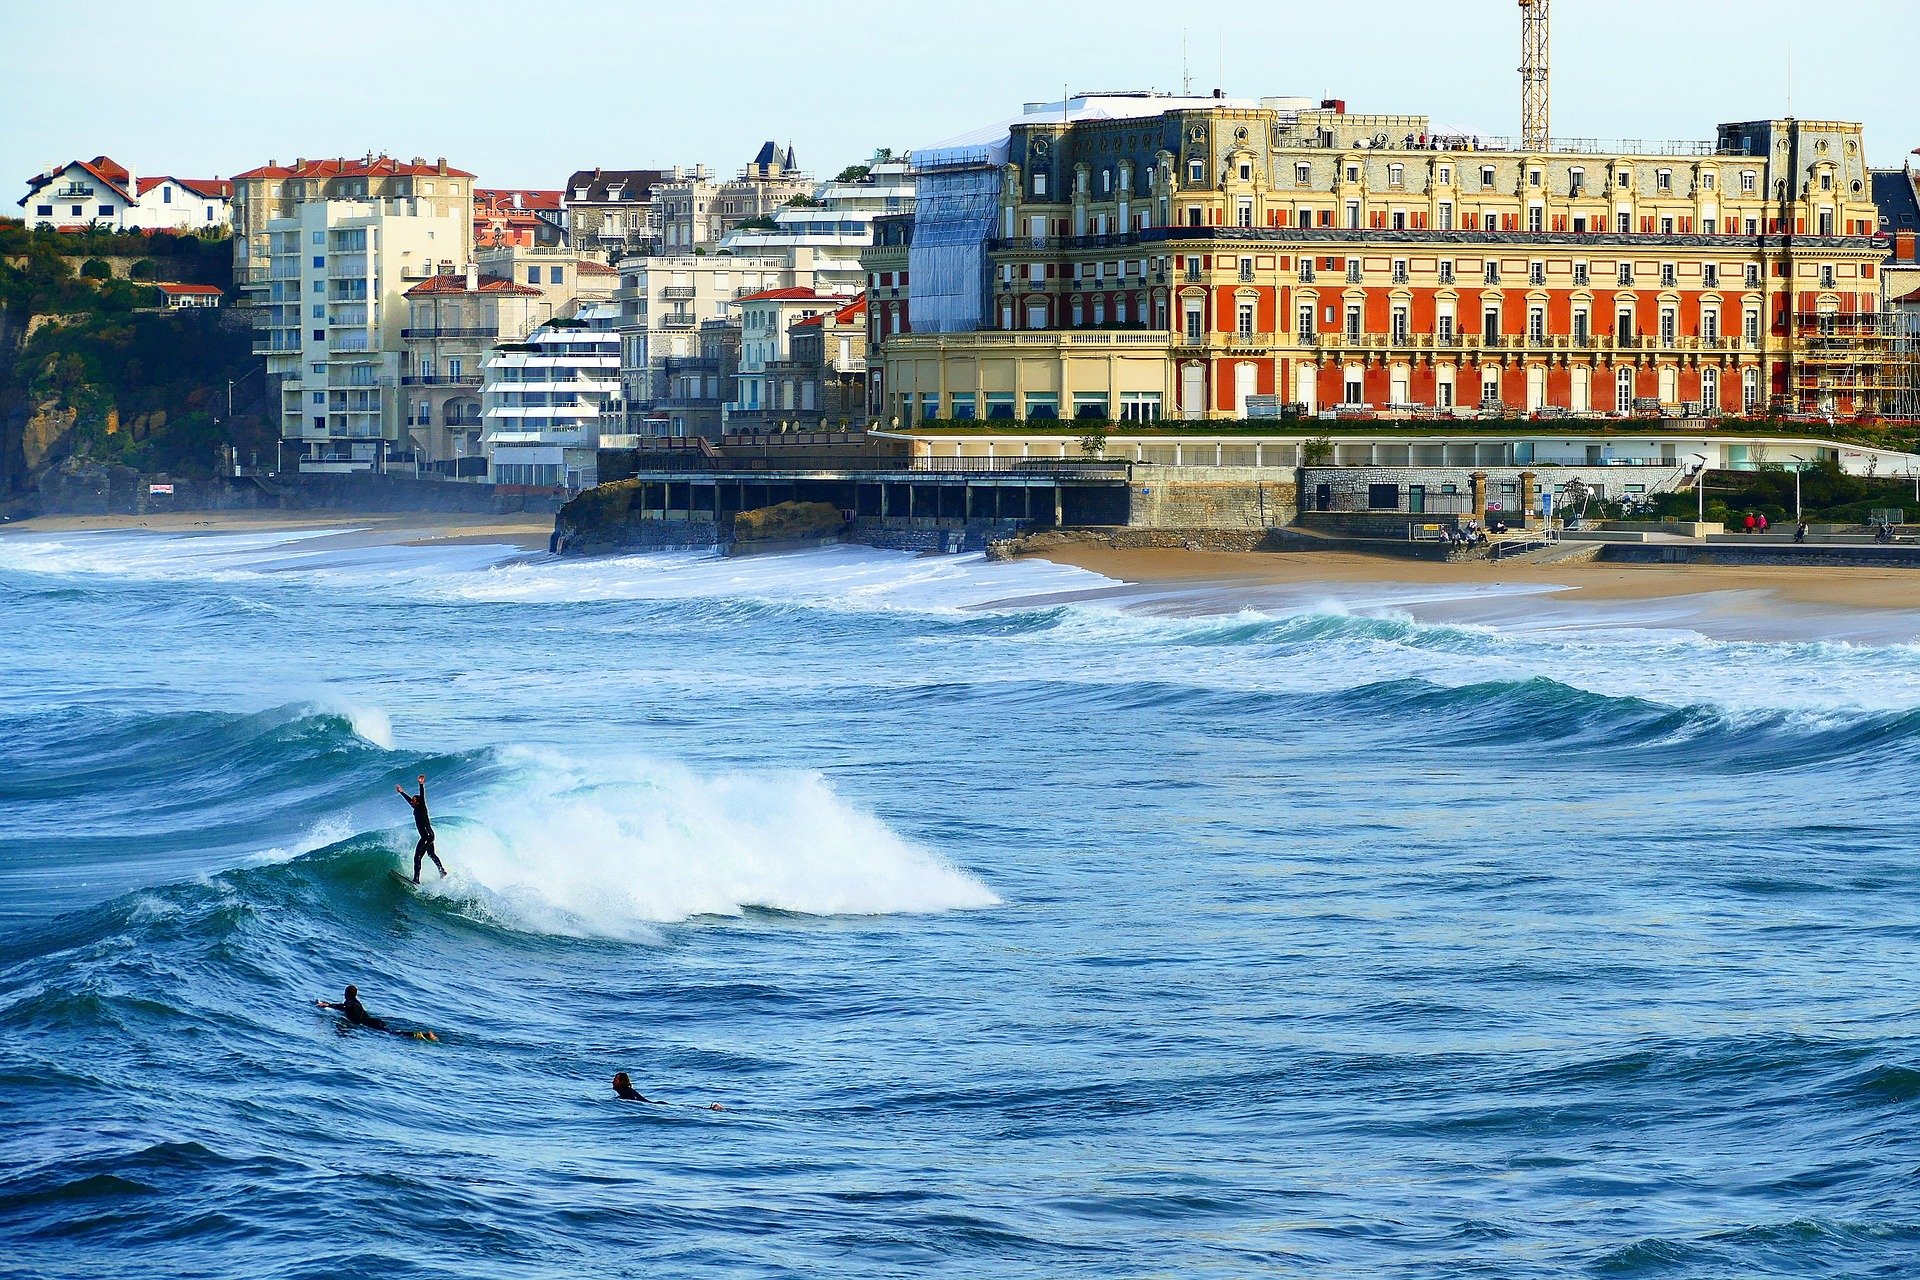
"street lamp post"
1693,453,1708,523
1788,454,1808,522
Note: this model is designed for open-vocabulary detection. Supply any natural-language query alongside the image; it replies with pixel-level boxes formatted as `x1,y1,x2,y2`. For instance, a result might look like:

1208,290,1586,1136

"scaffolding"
1790,311,1920,418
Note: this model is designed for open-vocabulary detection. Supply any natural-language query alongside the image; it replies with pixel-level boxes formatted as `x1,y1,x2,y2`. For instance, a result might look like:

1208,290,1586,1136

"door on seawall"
1408,485,1426,514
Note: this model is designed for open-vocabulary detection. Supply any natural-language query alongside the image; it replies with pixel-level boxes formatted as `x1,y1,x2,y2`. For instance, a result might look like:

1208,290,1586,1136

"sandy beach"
1024,543,1920,616
0,510,555,552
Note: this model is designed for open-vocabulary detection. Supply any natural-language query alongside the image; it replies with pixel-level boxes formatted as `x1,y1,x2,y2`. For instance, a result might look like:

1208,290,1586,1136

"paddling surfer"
397,774,447,884
316,984,438,1041
612,1072,724,1110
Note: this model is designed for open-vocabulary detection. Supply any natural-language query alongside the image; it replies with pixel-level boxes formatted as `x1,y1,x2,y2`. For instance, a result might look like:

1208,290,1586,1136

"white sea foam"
402,747,999,940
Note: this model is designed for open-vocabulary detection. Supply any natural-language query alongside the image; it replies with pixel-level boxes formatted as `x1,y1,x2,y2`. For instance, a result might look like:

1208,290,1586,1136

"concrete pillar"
1470,470,1488,521
1518,470,1537,526
1053,484,1064,526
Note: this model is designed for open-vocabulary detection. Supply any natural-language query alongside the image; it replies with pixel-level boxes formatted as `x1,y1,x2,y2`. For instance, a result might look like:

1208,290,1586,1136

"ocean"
2,527,1918,1278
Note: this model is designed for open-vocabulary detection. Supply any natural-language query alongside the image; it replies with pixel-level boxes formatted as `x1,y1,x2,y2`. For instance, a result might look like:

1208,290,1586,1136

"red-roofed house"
474,188,565,248
730,288,857,429
762,296,869,429
154,282,224,310
18,157,230,231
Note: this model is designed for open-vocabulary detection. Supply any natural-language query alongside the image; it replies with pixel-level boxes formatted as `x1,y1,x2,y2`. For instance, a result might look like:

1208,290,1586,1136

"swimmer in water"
316,985,438,1041
613,1072,723,1110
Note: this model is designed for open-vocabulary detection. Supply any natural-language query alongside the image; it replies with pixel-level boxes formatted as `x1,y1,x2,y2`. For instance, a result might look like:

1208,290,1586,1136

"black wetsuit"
405,786,445,882
339,994,389,1032
614,1080,649,1102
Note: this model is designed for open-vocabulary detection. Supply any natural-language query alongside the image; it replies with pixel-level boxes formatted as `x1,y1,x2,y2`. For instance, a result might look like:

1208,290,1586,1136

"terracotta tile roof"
18,156,156,207
131,176,232,200
233,156,475,181
575,260,616,275
790,297,867,329
403,272,542,297
476,188,563,212
154,282,224,295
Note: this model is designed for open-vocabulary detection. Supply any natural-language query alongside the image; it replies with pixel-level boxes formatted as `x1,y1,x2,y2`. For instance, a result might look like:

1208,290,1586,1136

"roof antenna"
1786,43,1794,116
1182,31,1191,97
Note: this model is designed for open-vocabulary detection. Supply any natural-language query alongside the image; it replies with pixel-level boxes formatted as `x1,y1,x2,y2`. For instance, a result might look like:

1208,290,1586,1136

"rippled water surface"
4,528,1920,1278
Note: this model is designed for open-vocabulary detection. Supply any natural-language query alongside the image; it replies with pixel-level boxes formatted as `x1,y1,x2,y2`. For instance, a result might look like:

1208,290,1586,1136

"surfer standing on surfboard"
396,774,447,884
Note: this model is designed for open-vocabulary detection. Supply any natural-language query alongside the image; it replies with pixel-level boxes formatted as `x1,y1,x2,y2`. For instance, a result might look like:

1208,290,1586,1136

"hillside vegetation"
0,220,268,495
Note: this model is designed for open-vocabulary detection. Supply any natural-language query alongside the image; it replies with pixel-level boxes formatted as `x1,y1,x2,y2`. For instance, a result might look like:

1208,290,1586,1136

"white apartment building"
482,303,621,490
714,160,915,295
259,199,470,471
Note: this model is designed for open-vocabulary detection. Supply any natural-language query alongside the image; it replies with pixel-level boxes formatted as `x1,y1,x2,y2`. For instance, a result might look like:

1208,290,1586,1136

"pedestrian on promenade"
1758,512,1769,535
1743,512,1756,534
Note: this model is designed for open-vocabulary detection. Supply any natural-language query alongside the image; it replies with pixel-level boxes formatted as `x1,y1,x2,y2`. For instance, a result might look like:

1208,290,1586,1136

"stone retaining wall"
1126,465,1297,531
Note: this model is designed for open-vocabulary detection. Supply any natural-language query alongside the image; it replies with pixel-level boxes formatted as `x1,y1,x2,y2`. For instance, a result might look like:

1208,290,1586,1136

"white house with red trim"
18,157,230,232
154,282,223,310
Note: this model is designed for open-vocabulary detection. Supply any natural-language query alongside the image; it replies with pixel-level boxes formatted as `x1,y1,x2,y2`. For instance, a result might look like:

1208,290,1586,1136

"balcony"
661,286,697,301
53,183,96,198
400,374,483,387
660,314,698,328
401,326,497,339
252,332,301,355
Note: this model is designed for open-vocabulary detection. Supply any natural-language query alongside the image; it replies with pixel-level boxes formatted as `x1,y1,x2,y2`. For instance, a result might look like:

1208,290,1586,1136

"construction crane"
1519,0,1550,151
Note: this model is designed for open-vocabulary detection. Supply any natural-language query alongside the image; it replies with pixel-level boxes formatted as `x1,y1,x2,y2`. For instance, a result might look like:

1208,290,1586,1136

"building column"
1470,470,1488,521
1518,470,1537,526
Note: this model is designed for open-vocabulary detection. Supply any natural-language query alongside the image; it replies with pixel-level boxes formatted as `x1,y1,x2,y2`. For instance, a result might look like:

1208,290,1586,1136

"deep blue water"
3,527,1920,1278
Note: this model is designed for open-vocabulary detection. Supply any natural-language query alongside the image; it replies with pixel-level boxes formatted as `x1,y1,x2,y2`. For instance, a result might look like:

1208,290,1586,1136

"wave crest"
395,748,997,939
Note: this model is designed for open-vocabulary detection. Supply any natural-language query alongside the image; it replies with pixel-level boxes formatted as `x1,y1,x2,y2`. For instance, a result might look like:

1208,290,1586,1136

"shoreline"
1019,543,1920,616
0,510,555,552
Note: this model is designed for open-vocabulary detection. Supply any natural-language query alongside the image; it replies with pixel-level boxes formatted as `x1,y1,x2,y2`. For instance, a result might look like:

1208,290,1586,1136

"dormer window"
1656,169,1672,192
1480,166,1496,190
1187,159,1205,183
1388,164,1404,188
1295,162,1310,186
1345,164,1359,183
1238,161,1252,181
1033,172,1048,197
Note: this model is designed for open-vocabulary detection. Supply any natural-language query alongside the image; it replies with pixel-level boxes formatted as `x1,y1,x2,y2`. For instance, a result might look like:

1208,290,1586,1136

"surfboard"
389,870,419,890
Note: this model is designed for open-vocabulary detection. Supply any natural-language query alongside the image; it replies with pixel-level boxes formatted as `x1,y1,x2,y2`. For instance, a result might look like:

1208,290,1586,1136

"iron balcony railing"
401,327,497,339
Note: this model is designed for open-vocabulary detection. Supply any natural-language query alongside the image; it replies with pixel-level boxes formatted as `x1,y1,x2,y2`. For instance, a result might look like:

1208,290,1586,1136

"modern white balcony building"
481,303,621,490
260,198,470,472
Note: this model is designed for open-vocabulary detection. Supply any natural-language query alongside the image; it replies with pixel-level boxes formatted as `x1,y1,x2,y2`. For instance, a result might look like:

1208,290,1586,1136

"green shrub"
79,258,112,280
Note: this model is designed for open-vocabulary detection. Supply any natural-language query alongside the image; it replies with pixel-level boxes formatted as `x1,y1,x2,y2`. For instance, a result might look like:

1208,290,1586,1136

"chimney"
512,191,523,209
1320,99,1346,114
437,157,447,175
466,262,479,292
1899,230,1917,263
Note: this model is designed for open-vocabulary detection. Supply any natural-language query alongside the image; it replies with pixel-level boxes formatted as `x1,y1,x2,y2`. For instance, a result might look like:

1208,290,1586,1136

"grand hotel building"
870,95,1894,424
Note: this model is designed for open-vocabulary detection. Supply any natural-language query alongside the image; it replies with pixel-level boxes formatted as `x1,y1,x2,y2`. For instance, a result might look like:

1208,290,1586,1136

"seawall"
25,466,563,519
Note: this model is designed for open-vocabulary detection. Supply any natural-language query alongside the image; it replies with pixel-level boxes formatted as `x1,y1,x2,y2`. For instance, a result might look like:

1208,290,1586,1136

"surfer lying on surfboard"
316,984,438,1042
396,774,447,884
613,1072,724,1111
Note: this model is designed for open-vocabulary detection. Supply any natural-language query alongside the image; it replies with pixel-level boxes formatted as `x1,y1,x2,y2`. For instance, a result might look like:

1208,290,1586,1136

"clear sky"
4,0,1916,192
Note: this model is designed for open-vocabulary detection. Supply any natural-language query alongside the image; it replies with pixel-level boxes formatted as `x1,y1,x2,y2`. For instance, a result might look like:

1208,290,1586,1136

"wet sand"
1,510,554,552
1023,544,1920,614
